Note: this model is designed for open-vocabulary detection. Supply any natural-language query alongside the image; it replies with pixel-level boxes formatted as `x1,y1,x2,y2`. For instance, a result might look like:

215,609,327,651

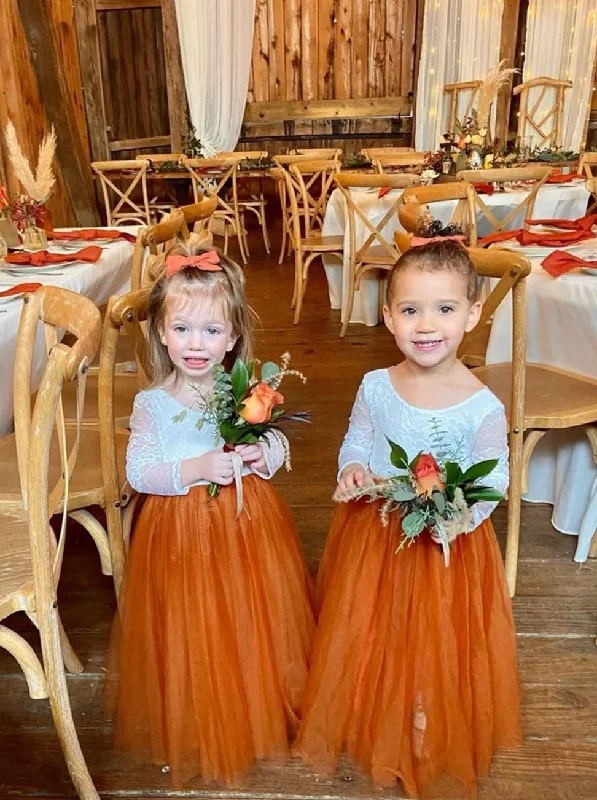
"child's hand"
337,463,372,494
195,449,236,485
235,443,267,473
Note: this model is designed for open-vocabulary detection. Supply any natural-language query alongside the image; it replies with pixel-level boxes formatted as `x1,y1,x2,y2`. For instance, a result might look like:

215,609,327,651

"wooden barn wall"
247,0,417,102
0,0,91,226
97,6,171,159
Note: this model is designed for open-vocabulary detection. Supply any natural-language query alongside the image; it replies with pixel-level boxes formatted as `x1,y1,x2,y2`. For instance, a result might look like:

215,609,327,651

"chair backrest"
400,182,478,245
457,165,552,235
291,148,342,159
513,77,572,149
375,152,428,174
178,195,218,240
130,210,187,292
91,160,151,226
13,287,101,512
443,80,483,136
287,158,340,238
216,150,269,160
361,147,415,161
335,172,418,263
578,152,597,180
183,156,240,220
273,153,327,168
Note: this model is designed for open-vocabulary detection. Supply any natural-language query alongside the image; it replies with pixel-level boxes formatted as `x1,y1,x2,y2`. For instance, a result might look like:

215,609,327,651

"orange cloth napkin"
472,182,494,195
546,173,581,184
525,214,597,231
541,250,597,278
0,282,42,298
47,228,136,243
5,246,103,267
480,228,596,247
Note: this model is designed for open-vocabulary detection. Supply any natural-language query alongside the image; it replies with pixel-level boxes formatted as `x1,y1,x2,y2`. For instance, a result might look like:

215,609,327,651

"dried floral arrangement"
238,155,276,170
531,146,579,162
342,152,373,170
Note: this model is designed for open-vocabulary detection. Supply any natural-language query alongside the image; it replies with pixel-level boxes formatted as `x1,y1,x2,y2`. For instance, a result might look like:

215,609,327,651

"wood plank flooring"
2,221,597,800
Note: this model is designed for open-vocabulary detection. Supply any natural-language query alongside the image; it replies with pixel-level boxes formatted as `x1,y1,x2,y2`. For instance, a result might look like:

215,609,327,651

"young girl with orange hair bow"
110,243,315,786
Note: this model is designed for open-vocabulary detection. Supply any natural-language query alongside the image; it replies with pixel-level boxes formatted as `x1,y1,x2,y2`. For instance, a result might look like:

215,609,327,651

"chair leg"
505,424,524,597
341,263,358,338
40,607,100,800
105,502,127,605
521,429,546,494
291,247,302,311
0,625,48,699
68,510,112,576
260,205,271,253
58,616,84,674
122,493,140,556
586,426,597,557
293,253,317,325
279,219,288,264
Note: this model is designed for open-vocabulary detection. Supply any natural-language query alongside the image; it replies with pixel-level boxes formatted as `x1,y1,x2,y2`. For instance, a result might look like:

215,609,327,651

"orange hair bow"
165,250,222,278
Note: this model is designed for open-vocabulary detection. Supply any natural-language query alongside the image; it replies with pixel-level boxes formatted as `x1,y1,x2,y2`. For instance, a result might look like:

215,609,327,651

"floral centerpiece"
174,353,309,512
335,439,504,565
3,120,56,249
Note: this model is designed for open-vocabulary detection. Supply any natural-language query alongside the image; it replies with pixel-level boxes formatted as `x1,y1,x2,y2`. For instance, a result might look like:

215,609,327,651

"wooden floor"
2,221,597,800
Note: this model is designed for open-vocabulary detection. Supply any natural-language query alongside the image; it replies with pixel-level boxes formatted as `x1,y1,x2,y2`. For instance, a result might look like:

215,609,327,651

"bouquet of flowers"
334,439,504,565
9,194,47,232
174,352,309,512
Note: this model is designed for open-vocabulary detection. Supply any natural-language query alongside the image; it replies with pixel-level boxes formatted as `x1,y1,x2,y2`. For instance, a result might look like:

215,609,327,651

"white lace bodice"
339,369,509,529
126,388,286,495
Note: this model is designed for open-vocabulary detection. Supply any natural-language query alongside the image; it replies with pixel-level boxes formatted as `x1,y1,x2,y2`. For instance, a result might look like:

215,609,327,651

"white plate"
1,260,83,272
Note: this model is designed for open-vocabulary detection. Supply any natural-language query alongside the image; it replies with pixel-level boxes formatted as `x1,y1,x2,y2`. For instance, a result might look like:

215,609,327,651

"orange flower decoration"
239,382,284,425
412,453,444,497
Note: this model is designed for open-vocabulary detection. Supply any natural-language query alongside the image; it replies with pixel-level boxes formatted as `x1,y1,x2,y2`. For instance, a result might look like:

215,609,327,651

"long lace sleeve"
469,405,509,528
253,430,287,479
338,380,374,479
126,393,187,496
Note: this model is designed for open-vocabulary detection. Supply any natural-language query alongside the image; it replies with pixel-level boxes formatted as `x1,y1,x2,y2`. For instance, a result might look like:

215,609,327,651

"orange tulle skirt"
294,500,522,798
108,476,315,786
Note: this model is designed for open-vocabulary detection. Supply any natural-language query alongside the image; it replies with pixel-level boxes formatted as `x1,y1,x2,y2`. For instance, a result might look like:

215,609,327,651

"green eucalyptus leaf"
461,459,499,483
432,490,446,514
261,361,280,381
172,410,188,424
392,488,417,502
402,511,427,539
387,438,409,470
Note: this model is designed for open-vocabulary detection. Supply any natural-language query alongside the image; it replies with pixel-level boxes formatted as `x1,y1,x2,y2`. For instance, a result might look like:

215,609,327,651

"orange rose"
412,453,444,497
239,382,284,424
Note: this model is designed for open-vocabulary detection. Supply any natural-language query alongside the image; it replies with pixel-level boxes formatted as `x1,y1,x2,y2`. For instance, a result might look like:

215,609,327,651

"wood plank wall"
247,0,417,103
97,6,171,159
0,0,91,226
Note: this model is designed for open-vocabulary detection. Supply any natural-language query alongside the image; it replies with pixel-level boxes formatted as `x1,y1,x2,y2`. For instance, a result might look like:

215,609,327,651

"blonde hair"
146,242,255,387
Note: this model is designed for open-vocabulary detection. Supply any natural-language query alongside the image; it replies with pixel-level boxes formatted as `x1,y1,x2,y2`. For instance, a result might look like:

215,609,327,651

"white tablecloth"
486,244,597,561
323,181,590,326
0,236,134,435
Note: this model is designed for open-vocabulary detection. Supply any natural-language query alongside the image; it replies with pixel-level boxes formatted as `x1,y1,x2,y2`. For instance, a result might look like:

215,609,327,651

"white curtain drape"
522,0,597,151
173,0,256,155
415,0,504,151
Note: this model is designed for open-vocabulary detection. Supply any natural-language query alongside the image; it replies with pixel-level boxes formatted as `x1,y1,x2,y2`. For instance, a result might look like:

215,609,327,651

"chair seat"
473,363,597,428
58,372,141,427
358,244,399,266
302,234,344,251
0,428,129,513
0,515,33,618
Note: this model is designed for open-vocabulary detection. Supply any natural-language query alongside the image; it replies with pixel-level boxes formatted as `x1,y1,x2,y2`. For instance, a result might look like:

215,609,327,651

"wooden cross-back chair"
578,152,597,214
183,156,248,263
456,166,552,235
178,195,218,240
0,286,132,602
283,159,344,324
361,147,415,161
513,77,572,149
135,152,186,219
91,159,151,226
399,182,478,246
0,289,101,799
335,172,419,336
374,152,428,174
443,80,483,136
215,150,271,255
271,154,324,263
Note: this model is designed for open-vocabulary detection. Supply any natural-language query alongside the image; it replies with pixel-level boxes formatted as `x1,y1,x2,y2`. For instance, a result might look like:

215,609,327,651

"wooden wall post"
496,0,521,146
161,0,188,152
73,0,110,162
16,0,97,225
